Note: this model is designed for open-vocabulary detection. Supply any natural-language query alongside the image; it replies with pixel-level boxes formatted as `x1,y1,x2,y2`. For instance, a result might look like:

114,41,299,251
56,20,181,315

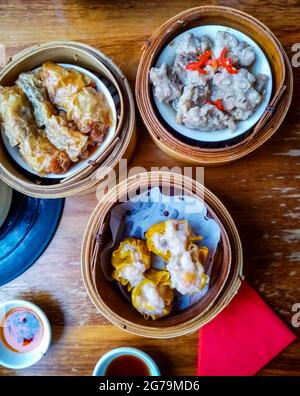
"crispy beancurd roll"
0,86,32,147
132,270,174,320
40,62,112,143
145,219,201,262
16,72,88,162
0,85,71,175
112,238,150,290
19,129,71,175
166,243,208,295
40,62,92,105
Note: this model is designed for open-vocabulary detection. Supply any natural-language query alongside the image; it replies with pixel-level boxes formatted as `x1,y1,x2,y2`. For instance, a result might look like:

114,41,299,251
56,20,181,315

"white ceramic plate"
0,180,12,228
0,300,51,369
1,63,117,179
153,25,273,143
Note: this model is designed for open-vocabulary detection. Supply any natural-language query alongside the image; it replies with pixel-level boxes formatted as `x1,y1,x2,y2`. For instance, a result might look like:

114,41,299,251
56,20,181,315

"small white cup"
93,347,160,376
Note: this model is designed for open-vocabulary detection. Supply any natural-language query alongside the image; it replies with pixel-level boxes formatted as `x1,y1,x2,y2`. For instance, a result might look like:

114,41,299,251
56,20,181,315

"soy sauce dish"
93,347,160,376
0,300,51,369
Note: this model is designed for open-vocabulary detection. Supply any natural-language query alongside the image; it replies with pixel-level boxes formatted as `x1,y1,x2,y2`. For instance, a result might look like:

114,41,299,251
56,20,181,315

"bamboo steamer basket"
81,172,243,338
136,6,293,165
0,41,136,198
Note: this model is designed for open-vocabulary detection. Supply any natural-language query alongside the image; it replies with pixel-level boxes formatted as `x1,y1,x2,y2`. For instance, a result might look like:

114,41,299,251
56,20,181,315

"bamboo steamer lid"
81,172,243,338
0,41,136,198
136,6,293,165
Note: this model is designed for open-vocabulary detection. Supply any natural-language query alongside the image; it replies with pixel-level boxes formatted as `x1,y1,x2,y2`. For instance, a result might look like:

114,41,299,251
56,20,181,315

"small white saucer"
0,300,51,369
1,63,117,179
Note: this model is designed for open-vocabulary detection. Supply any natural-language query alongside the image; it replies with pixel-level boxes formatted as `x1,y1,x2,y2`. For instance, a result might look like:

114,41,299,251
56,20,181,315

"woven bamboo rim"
81,172,243,338
0,41,136,198
136,6,293,165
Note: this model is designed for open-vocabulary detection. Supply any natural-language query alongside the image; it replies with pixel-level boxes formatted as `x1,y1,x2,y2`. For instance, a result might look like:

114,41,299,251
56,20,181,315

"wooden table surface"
0,0,299,376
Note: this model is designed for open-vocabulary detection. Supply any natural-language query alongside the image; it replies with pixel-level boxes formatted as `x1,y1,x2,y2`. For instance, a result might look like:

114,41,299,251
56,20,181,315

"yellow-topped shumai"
166,243,209,296
131,269,174,320
145,219,202,262
111,238,150,291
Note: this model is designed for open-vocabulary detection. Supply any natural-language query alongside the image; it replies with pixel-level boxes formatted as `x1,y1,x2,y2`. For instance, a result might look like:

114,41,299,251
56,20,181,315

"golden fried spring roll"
19,129,71,175
0,86,31,147
0,85,71,175
40,62,92,105
40,62,112,143
17,72,88,162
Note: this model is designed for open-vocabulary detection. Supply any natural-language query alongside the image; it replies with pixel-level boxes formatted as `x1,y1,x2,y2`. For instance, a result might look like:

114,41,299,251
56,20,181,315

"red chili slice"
219,47,239,74
185,50,212,74
206,98,224,112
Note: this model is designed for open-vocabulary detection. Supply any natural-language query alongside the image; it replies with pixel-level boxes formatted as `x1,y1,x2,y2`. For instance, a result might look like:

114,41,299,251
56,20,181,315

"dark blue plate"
0,191,64,286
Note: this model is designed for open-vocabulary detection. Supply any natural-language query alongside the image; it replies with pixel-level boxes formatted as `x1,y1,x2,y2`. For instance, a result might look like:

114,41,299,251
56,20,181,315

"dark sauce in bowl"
105,355,150,376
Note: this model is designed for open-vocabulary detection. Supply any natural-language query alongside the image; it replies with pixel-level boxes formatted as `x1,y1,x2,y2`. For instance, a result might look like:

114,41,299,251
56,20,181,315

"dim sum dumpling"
40,63,112,143
0,86,32,147
0,85,71,175
166,243,208,295
19,129,71,175
16,72,88,162
112,238,150,290
145,219,201,262
132,270,174,320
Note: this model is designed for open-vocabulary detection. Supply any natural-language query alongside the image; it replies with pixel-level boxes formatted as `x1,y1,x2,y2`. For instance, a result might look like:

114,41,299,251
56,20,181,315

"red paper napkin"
197,281,296,376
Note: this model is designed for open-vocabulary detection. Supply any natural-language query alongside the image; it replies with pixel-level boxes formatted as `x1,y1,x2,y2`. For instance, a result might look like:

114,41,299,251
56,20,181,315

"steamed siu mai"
131,270,174,320
112,238,150,290
145,219,201,262
166,243,208,295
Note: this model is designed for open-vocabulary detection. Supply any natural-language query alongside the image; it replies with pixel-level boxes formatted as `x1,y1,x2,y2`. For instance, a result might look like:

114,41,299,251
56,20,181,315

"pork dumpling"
166,243,208,295
112,238,150,290
131,270,174,320
145,219,201,262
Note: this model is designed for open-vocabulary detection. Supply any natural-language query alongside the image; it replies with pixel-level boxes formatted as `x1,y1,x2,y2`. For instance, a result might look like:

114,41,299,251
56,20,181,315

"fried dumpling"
40,62,92,105
0,85,71,175
145,219,201,262
0,86,32,147
112,238,150,290
131,270,174,320
19,129,71,175
40,62,112,143
166,243,208,295
16,72,88,162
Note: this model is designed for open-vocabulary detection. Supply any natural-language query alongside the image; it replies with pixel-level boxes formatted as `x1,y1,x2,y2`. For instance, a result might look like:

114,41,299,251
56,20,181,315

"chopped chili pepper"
207,58,220,69
206,98,224,112
185,47,239,74
185,50,212,74
219,47,238,74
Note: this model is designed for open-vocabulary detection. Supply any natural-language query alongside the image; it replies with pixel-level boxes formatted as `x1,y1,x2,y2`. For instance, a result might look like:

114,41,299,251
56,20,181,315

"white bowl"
0,300,51,369
153,25,273,143
1,63,117,179
0,180,12,228
93,347,160,376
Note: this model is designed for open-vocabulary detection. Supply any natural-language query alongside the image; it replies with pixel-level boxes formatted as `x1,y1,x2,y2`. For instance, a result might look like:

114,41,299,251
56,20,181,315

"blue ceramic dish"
0,191,64,286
